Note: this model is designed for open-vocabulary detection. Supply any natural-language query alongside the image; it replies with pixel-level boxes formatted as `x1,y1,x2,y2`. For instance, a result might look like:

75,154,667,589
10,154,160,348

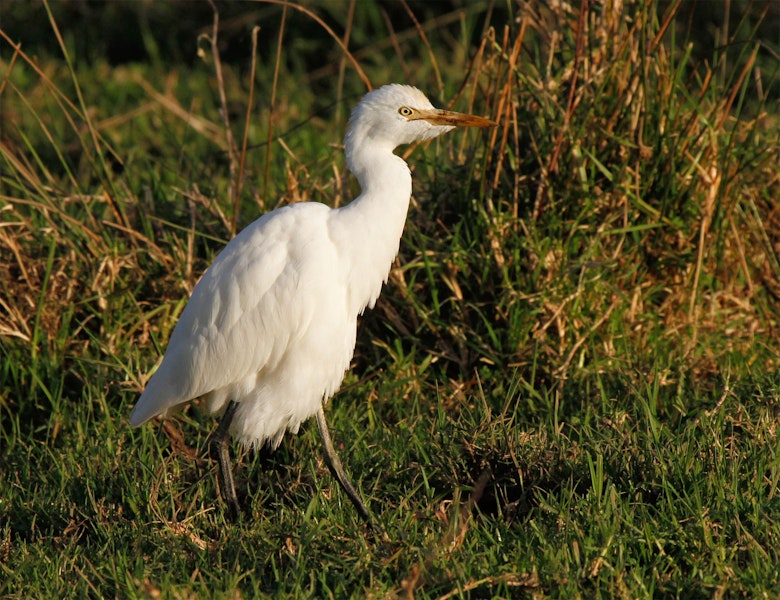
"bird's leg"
210,400,241,521
315,405,373,527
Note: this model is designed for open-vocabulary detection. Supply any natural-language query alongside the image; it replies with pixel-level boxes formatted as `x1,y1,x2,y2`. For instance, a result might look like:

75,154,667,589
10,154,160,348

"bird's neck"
333,142,413,314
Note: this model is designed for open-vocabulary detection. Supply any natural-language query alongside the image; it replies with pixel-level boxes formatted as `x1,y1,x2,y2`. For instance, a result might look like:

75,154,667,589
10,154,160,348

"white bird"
130,84,495,525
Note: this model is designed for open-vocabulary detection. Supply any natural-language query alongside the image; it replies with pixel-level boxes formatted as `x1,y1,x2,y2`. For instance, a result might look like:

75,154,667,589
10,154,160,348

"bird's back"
130,202,359,447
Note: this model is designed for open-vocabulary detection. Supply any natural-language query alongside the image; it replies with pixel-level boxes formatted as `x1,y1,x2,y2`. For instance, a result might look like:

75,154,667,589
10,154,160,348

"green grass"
1,1,779,597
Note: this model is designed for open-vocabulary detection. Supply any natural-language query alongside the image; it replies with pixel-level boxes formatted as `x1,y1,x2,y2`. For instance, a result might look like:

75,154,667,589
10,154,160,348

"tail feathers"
129,396,159,427
129,374,189,427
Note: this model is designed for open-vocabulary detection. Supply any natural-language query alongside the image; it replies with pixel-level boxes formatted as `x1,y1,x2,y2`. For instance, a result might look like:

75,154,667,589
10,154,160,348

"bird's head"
345,84,495,154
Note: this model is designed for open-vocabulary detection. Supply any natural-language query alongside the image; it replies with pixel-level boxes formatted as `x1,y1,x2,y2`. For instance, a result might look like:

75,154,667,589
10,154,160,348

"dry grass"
381,0,779,392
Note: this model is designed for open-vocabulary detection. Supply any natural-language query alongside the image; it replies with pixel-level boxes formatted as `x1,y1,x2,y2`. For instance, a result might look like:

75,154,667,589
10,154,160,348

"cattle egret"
130,84,495,525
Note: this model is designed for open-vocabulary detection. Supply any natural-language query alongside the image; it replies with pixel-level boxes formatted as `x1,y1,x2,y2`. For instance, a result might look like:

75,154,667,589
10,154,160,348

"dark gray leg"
210,400,241,520
315,405,373,526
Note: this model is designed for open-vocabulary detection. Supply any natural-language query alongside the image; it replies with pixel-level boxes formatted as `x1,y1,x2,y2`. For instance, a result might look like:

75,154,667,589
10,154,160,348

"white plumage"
129,84,494,521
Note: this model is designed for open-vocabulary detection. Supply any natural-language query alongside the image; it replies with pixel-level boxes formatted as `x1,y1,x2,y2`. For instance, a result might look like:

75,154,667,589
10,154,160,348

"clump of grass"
376,0,779,404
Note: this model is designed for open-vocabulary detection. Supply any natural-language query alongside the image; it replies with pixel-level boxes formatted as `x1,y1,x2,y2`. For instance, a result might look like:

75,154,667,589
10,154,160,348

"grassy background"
1,0,779,597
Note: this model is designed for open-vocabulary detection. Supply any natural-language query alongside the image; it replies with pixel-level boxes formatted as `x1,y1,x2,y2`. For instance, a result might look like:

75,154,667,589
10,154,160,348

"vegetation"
1,0,778,597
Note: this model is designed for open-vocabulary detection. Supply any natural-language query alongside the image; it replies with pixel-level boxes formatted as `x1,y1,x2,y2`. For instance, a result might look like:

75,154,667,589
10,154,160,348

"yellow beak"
414,109,496,128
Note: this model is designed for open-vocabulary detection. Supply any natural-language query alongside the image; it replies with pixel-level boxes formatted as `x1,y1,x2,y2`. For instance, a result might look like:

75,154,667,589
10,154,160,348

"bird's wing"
129,203,332,426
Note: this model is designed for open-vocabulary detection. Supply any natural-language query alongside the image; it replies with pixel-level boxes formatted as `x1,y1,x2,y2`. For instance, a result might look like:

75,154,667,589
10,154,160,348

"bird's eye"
398,106,415,118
